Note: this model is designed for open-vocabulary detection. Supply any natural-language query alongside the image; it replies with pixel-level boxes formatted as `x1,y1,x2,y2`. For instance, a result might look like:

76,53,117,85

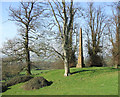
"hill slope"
2,67,118,95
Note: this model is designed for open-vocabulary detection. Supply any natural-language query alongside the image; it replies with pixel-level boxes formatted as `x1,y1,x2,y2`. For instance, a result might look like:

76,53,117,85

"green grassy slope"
2,67,118,95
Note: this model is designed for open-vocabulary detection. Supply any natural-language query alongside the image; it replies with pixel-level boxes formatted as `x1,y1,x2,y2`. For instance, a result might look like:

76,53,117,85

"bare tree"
84,3,107,67
118,1,120,67
107,2,120,68
9,2,44,75
2,38,25,63
48,0,79,76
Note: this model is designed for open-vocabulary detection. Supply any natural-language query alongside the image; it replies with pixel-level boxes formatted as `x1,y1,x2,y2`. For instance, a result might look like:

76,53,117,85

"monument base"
76,63,85,68
76,64,82,68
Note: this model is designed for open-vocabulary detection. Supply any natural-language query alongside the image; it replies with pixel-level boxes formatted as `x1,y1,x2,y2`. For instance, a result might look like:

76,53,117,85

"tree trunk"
68,17,73,67
114,3,120,69
25,25,32,75
63,50,70,76
62,39,70,76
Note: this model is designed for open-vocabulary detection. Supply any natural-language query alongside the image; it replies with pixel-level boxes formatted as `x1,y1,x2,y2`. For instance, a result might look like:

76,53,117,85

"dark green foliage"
89,54,104,67
22,77,52,90
87,45,104,67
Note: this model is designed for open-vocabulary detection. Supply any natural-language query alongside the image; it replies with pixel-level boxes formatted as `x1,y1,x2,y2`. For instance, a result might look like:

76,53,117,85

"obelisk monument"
76,28,84,68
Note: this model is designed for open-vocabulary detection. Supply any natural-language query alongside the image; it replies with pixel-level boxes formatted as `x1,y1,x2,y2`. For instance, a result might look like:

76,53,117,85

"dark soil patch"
6,75,33,87
1,75,33,92
22,77,52,90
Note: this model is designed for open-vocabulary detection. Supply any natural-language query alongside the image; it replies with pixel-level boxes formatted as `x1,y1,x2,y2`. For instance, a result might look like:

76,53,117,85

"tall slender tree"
9,2,44,75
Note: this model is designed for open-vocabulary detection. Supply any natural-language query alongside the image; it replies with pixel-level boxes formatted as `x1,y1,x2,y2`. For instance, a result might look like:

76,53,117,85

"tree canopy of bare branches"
48,0,79,76
9,2,44,75
84,3,107,67
107,2,120,68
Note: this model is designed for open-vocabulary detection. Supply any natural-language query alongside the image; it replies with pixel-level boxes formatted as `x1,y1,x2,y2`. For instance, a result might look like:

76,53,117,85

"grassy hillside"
2,67,118,95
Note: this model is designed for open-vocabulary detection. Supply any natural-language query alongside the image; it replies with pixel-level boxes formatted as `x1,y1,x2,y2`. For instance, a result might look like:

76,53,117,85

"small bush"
86,54,104,67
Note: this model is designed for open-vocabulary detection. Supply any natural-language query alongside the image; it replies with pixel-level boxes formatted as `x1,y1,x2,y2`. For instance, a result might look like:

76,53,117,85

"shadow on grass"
70,69,96,75
1,87,11,93
0,82,11,93
70,67,119,75
110,68,120,70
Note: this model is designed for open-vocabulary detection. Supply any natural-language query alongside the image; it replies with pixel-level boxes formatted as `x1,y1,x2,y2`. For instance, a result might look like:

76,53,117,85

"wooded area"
1,1,120,79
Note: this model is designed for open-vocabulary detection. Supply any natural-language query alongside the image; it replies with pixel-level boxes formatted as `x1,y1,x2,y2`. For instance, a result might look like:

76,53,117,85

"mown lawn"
2,67,118,95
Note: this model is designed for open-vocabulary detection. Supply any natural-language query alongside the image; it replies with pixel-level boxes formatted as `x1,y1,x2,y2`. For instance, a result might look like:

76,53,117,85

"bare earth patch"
21,77,52,90
1,75,33,92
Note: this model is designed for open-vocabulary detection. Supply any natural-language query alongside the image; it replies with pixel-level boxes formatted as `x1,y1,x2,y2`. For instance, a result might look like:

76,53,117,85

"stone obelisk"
76,28,84,68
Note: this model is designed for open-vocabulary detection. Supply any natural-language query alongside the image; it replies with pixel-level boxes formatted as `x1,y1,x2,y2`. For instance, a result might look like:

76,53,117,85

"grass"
2,67,119,95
